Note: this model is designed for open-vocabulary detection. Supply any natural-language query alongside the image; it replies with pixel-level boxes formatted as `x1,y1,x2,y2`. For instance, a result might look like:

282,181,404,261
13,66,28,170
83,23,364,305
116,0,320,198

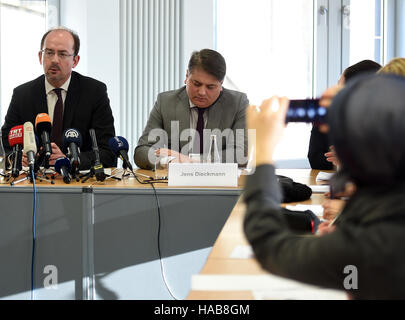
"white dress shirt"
189,99,208,129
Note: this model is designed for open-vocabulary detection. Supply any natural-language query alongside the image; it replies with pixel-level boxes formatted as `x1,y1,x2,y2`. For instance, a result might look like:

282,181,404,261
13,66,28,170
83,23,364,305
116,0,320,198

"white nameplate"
168,163,238,187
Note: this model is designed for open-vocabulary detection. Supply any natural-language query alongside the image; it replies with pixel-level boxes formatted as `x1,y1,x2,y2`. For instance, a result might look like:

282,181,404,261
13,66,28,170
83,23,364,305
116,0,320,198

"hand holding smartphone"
286,99,327,123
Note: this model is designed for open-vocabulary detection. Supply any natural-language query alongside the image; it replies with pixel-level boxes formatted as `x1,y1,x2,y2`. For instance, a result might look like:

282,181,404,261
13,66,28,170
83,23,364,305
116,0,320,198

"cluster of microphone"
7,112,133,184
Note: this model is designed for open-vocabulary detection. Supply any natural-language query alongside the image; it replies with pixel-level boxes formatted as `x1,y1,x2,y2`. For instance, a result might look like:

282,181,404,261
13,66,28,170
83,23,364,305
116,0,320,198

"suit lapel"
63,72,80,129
33,75,48,116
206,90,225,131
175,88,191,149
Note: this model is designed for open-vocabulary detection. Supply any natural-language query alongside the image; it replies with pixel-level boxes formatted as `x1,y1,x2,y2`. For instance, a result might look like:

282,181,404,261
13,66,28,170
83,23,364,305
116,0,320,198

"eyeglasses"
41,49,75,59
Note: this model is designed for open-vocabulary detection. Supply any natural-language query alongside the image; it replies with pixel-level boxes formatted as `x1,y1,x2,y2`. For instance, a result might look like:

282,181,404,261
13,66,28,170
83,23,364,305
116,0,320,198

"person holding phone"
244,74,405,299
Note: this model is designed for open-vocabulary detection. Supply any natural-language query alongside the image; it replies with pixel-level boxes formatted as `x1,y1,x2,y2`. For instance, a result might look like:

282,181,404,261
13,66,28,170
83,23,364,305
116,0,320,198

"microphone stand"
10,150,54,185
10,169,55,185
35,149,51,172
1,171,11,185
66,148,81,182
79,162,122,183
118,161,155,181
79,165,98,183
70,162,80,182
80,167,122,183
120,162,131,179
81,129,121,183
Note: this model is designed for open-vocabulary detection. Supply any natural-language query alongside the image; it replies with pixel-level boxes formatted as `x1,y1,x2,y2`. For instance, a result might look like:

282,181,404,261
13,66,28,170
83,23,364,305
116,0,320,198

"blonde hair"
378,57,405,77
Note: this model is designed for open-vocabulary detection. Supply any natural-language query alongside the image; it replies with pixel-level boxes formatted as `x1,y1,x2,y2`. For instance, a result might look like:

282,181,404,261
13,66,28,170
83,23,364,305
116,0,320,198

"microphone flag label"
114,136,124,148
9,127,23,140
65,129,79,138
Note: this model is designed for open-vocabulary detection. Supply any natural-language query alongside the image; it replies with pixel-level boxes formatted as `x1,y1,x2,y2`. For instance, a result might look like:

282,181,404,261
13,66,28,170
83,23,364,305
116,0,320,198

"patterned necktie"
51,88,63,148
196,107,206,154
193,92,223,153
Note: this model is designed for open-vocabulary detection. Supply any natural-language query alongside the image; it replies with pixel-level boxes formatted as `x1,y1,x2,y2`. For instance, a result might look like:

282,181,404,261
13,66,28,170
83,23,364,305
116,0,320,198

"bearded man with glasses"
1,27,116,170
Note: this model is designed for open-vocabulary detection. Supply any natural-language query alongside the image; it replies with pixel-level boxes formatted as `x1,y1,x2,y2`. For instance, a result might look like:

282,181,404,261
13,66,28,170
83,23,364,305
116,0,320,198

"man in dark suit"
134,49,249,169
1,27,116,170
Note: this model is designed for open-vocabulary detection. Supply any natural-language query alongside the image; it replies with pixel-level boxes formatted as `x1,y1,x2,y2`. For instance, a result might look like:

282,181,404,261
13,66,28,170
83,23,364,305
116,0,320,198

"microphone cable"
30,169,37,300
129,169,178,300
149,182,178,301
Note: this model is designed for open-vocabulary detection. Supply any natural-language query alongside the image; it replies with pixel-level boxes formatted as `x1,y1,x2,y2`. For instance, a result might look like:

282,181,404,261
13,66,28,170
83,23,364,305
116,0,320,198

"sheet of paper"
191,274,347,300
230,245,254,259
316,171,334,181
309,185,330,193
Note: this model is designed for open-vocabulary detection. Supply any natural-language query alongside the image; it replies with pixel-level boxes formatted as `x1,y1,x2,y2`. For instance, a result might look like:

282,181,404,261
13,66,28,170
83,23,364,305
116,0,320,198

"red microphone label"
8,125,24,146
9,127,23,139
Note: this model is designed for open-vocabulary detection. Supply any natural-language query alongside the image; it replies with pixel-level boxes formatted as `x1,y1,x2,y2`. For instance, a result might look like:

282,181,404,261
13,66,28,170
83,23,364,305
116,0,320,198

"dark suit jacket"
307,125,334,170
134,86,249,169
1,71,116,170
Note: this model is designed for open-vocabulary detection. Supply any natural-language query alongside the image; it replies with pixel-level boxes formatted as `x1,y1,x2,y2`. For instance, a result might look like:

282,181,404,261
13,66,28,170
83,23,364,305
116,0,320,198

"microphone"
62,128,82,168
54,157,72,184
8,125,24,178
32,135,43,173
108,136,133,171
35,113,52,167
23,122,37,172
107,136,153,180
89,129,105,181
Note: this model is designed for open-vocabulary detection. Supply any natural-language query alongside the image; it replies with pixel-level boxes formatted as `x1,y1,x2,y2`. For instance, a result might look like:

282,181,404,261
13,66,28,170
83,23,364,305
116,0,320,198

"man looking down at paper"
244,74,405,299
134,49,249,169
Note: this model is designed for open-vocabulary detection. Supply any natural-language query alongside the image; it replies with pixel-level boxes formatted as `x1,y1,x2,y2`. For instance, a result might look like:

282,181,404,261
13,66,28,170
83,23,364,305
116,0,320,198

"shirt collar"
45,75,72,95
188,99,197,110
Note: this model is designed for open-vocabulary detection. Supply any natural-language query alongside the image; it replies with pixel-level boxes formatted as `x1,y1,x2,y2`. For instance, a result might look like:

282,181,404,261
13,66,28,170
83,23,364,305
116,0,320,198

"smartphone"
286,99,327,123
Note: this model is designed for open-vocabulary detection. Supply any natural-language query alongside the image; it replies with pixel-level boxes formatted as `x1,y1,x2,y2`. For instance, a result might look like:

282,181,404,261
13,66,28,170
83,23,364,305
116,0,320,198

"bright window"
217,0,314,165
216,0,388,166
347,0,384,65
217,0,314,104
343,0,384,68
0,0,49,121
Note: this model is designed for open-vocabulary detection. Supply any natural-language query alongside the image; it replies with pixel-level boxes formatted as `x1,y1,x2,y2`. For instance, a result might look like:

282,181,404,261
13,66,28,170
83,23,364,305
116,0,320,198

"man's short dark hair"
343,60,381,82
188,49,226,82
40,27,80,56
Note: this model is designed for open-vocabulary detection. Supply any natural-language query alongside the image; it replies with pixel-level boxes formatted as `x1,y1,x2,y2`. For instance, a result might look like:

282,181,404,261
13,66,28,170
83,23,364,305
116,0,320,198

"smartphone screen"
286,99,327,123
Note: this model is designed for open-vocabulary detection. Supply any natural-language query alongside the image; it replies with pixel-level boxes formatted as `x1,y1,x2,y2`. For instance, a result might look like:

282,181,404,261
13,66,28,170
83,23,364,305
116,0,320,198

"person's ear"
38,51,43,65
72,55,80,68
184,70,189,84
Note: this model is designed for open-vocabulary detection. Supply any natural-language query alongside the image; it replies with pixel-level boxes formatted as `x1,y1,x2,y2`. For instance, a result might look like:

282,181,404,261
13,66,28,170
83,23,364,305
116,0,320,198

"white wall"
181,0,215,76
60,0,215,138
60,0,121,134
60,0,88,77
